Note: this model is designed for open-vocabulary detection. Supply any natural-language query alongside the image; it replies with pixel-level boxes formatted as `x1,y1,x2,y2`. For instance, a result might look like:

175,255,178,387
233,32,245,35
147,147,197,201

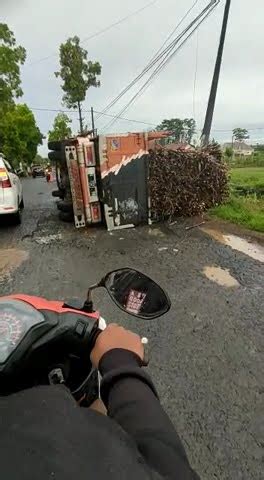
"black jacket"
0,349,200,479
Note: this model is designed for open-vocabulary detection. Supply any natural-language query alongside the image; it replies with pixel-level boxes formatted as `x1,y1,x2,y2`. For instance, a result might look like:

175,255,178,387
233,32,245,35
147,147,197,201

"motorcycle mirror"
101,268,171,320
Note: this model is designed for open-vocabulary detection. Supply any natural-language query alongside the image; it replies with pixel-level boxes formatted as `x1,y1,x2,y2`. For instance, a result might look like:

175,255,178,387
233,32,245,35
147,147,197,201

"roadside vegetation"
230,167,264,189
0,23,43,169
210,195,264,232
210,153,264,233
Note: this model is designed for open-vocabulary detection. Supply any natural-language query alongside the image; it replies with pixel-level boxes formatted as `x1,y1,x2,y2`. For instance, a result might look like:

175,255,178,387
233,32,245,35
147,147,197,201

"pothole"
34,234,63,245
202,228,264,263
0,249,29,280
224,234,264,263
148,228,165,238
203,266,239,288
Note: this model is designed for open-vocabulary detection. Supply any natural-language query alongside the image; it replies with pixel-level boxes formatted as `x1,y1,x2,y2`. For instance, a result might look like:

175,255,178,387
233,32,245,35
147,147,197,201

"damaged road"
0,178,263,480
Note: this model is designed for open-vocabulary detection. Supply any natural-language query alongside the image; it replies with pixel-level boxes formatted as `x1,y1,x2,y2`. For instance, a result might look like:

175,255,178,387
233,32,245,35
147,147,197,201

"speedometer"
0,312,23,344
0,299,44,363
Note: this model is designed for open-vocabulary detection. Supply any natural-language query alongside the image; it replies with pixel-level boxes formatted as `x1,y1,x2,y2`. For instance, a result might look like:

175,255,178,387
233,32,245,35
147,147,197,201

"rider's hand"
91,324,144,369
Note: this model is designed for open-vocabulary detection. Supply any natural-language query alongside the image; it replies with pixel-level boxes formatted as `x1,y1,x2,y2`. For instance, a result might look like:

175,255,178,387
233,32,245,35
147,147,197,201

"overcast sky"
2,0,264,155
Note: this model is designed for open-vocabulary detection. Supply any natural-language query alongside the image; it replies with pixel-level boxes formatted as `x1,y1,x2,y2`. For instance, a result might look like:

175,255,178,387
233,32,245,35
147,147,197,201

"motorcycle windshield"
0,299,44,363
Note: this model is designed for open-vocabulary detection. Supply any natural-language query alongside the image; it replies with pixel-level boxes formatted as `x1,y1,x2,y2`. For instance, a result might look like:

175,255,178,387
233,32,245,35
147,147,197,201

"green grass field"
210,167,264,233
210,196,264,232
230,167,264,189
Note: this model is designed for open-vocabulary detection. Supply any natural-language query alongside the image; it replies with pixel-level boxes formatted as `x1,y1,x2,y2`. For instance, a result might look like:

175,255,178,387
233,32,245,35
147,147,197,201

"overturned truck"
48,133,228,231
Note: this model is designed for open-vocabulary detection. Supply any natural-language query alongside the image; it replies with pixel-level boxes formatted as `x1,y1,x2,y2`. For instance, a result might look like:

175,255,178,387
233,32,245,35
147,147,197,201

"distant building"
223,142,254,156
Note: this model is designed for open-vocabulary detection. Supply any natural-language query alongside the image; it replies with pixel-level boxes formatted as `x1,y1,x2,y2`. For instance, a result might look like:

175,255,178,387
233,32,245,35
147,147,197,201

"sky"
2,0,264,155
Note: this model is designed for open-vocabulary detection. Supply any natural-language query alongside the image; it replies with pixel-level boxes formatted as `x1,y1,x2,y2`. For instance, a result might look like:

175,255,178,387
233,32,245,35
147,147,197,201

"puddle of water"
203,266,239,288
223,234,264,263
0,249,29,279
202,228,264,263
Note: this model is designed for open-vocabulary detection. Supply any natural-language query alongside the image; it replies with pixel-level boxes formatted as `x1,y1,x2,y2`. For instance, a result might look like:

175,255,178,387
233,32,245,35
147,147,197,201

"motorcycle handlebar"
89,326,149,367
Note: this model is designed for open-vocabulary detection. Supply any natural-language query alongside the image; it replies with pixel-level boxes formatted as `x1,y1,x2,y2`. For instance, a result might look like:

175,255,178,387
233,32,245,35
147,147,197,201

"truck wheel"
59,211,74,223
52,189,64,199
57,200,73,213
48,150,63,162
48,140,62,151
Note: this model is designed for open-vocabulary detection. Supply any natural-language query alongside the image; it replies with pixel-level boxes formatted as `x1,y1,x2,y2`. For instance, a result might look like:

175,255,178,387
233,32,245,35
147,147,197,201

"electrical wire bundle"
98,0,220,132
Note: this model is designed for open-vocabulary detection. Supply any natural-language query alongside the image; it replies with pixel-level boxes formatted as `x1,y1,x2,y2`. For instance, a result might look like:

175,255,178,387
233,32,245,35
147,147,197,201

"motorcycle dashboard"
0,299,45,364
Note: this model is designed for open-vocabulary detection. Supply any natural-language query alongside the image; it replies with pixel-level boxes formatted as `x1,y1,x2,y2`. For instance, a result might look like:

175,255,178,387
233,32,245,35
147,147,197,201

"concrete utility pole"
91,107,95,135
201,0,231,146
77,101,84,134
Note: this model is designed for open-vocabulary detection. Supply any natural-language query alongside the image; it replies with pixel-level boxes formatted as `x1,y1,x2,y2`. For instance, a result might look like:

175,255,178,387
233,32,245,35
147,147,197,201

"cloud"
2,0,264,154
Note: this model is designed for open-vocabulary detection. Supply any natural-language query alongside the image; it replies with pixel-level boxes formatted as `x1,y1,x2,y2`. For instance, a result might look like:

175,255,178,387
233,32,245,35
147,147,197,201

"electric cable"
95,0,203,121
102,1,219,131
26,0,159,67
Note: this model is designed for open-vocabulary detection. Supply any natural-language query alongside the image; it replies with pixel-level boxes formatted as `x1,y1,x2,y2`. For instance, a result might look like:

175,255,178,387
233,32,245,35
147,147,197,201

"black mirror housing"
104,268,171,320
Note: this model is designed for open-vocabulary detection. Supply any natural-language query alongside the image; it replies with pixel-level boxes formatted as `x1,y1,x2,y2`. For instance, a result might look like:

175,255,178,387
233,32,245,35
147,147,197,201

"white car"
0,155,24,224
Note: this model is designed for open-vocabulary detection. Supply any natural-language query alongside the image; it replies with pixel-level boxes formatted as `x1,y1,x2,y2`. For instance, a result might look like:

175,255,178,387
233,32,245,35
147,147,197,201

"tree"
0,104,43,167
33,154,48,166
255,144,264,152
48,113,72,142
183,118,196,144
55,36,101,133
156,118,196,144
233,128,249,142
0,23,26,108
225,146,233,160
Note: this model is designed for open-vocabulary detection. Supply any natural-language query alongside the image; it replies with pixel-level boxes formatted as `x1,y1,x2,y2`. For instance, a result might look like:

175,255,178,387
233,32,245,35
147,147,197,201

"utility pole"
77,101,84,134
91,107,95,135
201,0,231,146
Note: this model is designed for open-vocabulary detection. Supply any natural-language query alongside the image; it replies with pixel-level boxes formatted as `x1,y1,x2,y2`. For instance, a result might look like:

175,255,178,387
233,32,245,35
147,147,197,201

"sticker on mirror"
126,290,147,315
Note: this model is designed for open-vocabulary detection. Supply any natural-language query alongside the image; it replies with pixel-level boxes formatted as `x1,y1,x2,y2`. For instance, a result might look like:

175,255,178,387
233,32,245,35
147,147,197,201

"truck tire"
52,189,65,199
48,140,62,151
57,200,73,213
59,211,74,223
48,150,63,162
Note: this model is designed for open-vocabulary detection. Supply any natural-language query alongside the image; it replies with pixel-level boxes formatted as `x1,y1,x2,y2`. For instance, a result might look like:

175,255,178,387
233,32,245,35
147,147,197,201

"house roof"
223,142,253,150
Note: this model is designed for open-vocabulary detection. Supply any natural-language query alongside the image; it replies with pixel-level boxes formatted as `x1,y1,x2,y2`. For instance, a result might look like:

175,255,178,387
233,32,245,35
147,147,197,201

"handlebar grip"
89,329,150,366
89,326,102,350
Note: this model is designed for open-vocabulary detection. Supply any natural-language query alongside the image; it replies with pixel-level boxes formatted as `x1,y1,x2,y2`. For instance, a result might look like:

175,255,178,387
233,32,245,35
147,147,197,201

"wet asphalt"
0,178,263,480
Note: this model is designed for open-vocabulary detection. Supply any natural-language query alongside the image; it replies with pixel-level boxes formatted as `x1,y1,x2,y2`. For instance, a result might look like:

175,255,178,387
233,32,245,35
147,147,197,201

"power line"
148,0,200,63
26,0,159,67
95,0,201,121
193,28,199,120
81,0,158,44
207,127,264,132
102,1,219,131
93,110,156,126
29,107,264,132
30,106,157,126
30,107,77,113
101,1,219,130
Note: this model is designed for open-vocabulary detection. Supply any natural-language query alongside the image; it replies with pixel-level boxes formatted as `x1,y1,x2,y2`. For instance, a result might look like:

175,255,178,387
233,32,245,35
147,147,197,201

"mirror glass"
104,268,171,319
